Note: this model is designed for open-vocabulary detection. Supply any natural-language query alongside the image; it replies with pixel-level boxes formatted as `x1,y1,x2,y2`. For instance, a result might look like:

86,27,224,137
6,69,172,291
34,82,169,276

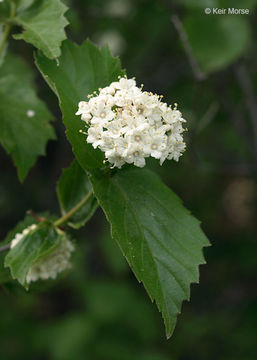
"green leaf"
0,54,56,181
90,167,210,338
13,0,68,59
4,222,63,288
17,0,37,13
184,15,250,73
57,159,98,229
35,39,125,172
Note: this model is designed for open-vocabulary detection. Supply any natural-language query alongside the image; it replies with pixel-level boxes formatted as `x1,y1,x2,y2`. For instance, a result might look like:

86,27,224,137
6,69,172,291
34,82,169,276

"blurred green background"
1,0,257,359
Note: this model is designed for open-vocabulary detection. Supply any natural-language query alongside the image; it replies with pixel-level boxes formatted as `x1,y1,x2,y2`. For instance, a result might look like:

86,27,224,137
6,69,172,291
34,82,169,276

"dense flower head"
76,76,186,168
10,225,74,283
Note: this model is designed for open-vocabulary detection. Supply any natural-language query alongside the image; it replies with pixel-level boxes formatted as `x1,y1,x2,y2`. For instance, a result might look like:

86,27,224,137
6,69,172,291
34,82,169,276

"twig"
26,210,47,223
196,102,220,134
171,14,206,81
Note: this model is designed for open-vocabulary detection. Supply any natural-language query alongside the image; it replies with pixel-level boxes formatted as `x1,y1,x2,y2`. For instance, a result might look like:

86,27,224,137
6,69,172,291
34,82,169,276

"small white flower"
116,77,136,90
87,125,104,148
10,225,74,283
144,132,167,159
76,101,87,115
76,77,186,168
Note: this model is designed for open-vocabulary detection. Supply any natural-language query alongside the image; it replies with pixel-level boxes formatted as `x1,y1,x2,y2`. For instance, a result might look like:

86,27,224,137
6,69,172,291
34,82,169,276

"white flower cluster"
76,77,186,168
10,225,74,283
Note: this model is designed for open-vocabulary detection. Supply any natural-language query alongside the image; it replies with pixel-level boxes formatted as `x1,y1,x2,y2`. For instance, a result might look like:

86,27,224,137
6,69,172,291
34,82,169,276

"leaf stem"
0,188,94,252
54,188,94,228
26,210,47,223
0,1,18,56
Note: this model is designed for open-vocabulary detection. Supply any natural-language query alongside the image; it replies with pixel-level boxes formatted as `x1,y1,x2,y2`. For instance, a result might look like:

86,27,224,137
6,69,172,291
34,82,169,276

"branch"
171,14,206,81
26,210,47,223
196,102,220,134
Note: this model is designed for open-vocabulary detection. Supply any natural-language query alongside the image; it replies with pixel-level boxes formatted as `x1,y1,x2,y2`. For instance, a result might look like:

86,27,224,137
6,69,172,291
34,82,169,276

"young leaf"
13,0,68,59
4,222,63,288
90,167,210,338
57,160,98,229
0,54,56,181
35,39,125,172
184,15,250,73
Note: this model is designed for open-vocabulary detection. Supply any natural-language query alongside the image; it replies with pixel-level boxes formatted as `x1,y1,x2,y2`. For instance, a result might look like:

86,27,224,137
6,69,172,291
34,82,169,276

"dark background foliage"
0,0,257,359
